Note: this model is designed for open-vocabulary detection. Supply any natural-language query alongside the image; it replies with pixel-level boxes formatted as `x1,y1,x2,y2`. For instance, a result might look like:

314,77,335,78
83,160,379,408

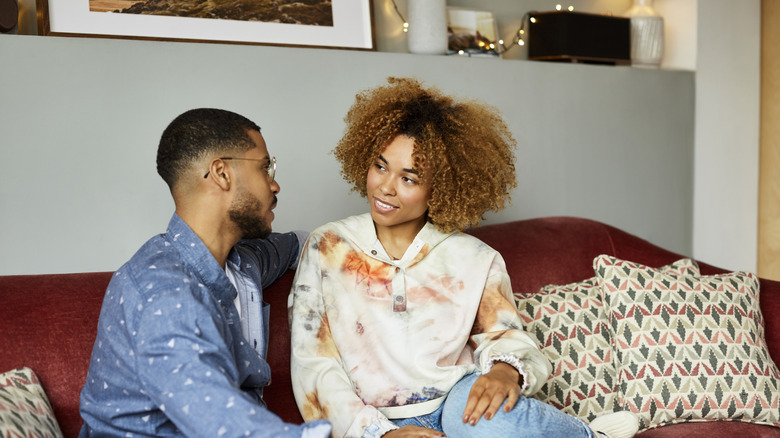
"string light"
390,0,408,32
495,12,534,54
495,4,574,55
388,1,575,55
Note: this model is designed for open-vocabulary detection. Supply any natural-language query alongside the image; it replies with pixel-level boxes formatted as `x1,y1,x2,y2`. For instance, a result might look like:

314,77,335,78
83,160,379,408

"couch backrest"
0,272,112,438
262,270,304,423
464,216,685,293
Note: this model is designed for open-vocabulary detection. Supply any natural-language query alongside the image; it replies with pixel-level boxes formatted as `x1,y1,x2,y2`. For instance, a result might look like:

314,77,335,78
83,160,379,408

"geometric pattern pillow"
594,255,780,431
0,367,63,438
516,258,700,422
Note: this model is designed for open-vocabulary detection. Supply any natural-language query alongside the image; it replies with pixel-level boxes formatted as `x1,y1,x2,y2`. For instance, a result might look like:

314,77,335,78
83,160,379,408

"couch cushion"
595,255,780,431
516,258,699,421
0,367,63,438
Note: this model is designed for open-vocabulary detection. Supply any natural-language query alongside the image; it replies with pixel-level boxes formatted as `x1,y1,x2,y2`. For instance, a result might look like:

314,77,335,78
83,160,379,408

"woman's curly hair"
333,77,517,233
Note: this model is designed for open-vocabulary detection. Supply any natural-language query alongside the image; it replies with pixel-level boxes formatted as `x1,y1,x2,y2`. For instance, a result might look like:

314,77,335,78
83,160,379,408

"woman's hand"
382,425,445,437
462,362,522,426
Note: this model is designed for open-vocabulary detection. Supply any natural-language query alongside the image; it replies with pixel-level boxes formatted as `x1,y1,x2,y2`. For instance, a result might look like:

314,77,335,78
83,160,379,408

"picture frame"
446,7,500,58
36,0,375,50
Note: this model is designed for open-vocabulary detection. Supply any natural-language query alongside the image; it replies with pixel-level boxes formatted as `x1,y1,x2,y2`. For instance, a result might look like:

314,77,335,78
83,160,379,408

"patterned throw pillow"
516,258,700,421
594,255,780,431
0,367,63,438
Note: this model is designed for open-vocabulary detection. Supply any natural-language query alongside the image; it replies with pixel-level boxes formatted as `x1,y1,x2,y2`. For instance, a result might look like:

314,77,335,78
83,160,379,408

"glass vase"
625,0,664,68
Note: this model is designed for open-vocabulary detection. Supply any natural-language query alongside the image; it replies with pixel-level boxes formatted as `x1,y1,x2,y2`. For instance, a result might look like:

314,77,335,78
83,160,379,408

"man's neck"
176,207,240,269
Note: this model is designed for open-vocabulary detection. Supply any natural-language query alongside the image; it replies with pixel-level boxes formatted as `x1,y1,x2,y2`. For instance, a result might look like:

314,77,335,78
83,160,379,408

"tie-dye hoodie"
289,213,551,438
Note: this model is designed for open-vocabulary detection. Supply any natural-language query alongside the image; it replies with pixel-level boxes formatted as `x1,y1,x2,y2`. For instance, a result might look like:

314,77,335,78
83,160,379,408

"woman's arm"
463,253,553,425
289,233,399,438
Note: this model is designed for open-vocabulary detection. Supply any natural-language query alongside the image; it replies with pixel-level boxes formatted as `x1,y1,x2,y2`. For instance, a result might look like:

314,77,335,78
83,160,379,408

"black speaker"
0,0,17,33
528,11,630,65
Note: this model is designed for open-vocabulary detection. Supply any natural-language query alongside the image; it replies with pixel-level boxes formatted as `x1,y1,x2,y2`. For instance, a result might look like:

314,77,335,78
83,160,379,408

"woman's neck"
374,217,426,260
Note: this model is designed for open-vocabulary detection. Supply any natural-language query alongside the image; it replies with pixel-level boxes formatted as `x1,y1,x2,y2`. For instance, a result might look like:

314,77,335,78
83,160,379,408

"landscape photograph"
88,0,334,26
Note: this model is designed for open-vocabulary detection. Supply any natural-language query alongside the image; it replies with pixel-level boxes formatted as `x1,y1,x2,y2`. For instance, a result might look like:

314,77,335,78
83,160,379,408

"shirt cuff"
301,420,332,438
485,353,530,393
361,419,398,438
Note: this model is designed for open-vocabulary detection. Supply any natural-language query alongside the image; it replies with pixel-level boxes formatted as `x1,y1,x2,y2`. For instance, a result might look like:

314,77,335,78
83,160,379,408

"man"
79,108,331,438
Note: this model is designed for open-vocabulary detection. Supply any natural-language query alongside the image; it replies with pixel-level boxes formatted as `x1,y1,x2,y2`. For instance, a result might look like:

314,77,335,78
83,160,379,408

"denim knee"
440,373,593,438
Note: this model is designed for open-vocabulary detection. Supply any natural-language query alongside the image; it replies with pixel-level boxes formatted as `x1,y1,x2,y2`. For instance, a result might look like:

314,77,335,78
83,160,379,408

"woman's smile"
373,197,398,214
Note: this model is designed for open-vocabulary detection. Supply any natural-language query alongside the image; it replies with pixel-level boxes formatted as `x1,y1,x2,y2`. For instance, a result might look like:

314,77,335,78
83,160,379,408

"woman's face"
366,135,432,234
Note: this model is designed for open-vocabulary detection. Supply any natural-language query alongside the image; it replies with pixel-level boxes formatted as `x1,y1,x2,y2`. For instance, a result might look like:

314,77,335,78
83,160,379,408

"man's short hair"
157,108,261,189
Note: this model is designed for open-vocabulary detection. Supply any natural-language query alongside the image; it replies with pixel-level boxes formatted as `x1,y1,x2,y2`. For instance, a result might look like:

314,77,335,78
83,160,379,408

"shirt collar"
165,213,237,303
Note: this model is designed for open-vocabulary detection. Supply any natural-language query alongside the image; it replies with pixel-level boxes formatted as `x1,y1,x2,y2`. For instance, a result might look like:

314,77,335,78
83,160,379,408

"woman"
289,78,637,438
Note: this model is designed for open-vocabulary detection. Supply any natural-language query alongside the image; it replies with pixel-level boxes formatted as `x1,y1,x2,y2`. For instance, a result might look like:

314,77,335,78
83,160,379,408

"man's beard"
228,190,273,240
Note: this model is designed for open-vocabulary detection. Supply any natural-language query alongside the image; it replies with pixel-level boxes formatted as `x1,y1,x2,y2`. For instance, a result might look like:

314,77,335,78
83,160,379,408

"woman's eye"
402,176,418,185
374,163,386,172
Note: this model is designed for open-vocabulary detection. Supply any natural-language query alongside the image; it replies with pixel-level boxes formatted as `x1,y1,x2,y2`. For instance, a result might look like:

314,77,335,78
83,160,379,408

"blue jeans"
391,373,594,438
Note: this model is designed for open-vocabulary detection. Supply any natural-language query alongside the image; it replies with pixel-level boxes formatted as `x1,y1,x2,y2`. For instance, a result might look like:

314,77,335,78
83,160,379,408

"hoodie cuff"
485,353,530,393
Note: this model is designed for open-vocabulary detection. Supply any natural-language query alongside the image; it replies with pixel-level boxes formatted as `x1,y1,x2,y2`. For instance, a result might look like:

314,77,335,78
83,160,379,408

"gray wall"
0,34,694,275
692,2,760,273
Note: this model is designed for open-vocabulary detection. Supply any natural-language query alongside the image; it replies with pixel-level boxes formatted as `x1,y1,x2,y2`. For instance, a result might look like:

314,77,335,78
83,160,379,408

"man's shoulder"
113,234,193,292
128,232,183,265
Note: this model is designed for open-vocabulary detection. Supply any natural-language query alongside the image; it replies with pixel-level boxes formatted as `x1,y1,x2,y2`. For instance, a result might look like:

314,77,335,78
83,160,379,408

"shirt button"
371,250,377,255
395,296,404,302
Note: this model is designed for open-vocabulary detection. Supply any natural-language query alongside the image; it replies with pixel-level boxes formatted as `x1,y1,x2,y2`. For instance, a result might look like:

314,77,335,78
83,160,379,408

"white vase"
407,0,448,55
624,0,664,68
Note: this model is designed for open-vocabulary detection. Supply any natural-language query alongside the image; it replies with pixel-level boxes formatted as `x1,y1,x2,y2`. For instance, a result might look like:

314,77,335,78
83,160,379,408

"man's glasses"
204,157,276,182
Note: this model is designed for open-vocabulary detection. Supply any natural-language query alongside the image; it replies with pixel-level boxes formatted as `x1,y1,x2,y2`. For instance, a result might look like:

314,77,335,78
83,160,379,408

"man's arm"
237,231,309,289
133,281,328,438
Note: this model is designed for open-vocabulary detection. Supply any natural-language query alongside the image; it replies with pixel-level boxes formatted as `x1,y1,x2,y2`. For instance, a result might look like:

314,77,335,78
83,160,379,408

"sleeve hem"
302,420,333,438
484,353,530,393
361,419,398,438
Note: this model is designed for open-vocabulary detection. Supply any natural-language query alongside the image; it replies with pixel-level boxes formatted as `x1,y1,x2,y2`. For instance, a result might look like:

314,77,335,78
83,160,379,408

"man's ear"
205,158,231,190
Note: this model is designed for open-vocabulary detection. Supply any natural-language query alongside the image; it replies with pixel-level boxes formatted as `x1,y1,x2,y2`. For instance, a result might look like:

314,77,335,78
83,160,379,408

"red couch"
1,217,779,437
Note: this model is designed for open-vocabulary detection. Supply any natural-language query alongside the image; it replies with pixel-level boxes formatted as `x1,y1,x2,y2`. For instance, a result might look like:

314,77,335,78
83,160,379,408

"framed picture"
36,0,375,50
446,7,499,58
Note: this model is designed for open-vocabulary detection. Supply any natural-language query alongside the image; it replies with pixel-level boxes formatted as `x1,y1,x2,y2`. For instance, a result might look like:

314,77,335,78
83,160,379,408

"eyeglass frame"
203,156,276,182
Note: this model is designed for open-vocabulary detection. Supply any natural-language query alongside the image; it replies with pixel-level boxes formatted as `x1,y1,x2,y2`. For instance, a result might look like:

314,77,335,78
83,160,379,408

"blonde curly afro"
333,77,517,233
